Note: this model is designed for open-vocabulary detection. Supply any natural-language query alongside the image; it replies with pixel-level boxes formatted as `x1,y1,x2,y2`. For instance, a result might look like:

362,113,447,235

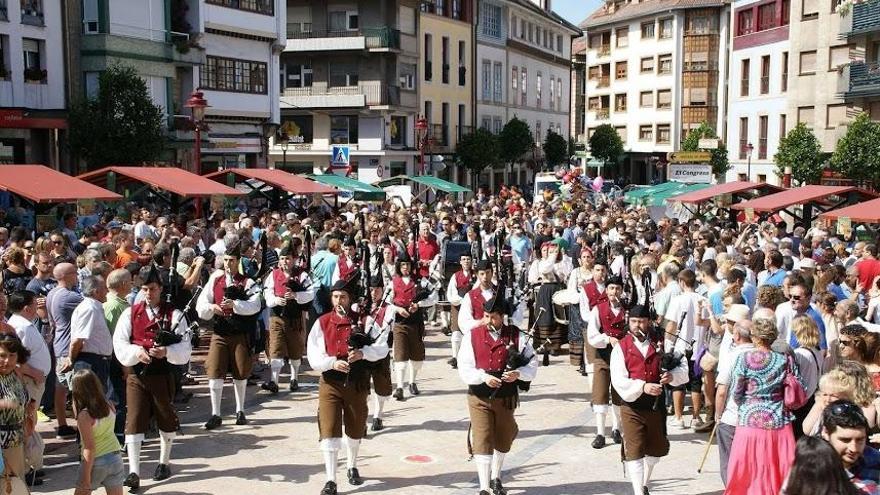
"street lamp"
275,132,290,171
185,90,209,216
415,116,428,175
746,142,754,181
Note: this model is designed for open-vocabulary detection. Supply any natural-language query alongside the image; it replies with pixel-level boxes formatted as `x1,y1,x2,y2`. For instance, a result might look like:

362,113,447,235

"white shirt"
70,297,114,356
579,282,605,322
196,271,262,321
664,291,708,353
717,342,755,426
586,303,622,349
264,269,315,308
458,286,494,335
7,314,51,376
306,316,389,373
134,221,155,242
610,336,688,403
457,325,539,385
446,271,475,307
793,346,823,397
112,305,192,367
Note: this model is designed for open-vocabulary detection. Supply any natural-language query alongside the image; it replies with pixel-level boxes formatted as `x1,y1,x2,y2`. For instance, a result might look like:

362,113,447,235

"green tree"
499,117,532,169
588,124,624,167
681,122,730,178
774,122,824,185
543,130,568,168
69,64,166,170
831,112,880,186
455,128,500,189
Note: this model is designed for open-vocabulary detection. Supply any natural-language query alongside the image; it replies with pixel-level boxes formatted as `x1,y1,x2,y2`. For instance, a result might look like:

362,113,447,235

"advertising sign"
668,163,712,183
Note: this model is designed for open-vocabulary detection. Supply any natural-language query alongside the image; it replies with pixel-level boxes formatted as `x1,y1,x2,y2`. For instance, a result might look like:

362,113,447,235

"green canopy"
307,174,386,201
624,182,682,203
636,183,710,207
374,175,471,193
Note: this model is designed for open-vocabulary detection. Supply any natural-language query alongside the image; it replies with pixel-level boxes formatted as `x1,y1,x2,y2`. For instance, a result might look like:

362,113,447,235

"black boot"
643,487,650,495
320,481,337,495
347,468,363,485
611,429,622,444
409,383,420,396
591,434,606,449
490,478,507,495
289,379,299,392
371,417,384,431
261,381,279,394
24,470,42,486
447,357,458,369
392,388,405,401
153,463,172,481
123,472,140,492
204,415,222,430
236,411,248,425
542,351,550,367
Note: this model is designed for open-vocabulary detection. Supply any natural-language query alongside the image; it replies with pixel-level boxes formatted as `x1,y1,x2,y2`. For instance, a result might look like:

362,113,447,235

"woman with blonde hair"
791,316,824,437
801,361,879,436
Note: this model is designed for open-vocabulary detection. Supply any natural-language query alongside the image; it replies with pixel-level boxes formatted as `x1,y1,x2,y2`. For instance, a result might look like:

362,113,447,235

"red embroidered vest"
597,301,626,340
338,254,356,281
213,272,248,316
619,334,662,383
455,270,472,290
582,280,608,308
392,276,416,307
130,301,173,349
471,324,520,373
318,312,353,359
272,267,288,297
468,287,492,320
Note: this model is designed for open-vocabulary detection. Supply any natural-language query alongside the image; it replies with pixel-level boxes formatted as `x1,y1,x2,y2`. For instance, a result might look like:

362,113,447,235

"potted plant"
23,67,47,82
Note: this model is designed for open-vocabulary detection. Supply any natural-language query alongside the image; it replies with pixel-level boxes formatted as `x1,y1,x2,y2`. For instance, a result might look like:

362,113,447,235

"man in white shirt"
70,275,114,397
714,319,754,486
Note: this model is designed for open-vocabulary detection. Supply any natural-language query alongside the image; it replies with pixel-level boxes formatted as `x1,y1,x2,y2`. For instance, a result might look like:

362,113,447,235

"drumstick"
696,421,720,474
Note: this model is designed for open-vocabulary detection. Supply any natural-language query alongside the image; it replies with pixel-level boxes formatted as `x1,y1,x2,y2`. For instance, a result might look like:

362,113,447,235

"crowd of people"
0,182,879,494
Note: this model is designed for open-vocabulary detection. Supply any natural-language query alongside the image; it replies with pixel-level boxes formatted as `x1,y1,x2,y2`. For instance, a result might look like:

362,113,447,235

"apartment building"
276,0,420,182
725,0,790,185
581,0,729,183
0,0,66,167
572,36,587,150
834,1,880,146
419,0,472,185
475,0,580,189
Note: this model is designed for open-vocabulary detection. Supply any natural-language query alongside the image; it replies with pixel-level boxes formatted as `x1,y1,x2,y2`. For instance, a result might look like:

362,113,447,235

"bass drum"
551,289,574,326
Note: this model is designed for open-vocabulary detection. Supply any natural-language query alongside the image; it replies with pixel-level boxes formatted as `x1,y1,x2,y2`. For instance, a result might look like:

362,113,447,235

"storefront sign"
0,109,68,129
201,137,262,154
667,163,712,183
667,151,711,163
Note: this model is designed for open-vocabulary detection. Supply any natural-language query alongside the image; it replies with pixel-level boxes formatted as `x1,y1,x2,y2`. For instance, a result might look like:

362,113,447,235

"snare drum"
551,290,573,326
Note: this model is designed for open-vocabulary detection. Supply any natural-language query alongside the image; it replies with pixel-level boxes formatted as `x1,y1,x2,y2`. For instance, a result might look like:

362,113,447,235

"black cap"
397,250,412,264
606,275,624,288
369,274,384,288
139,263,163,286
279,241,293,257
593,252,608,267
629,305,652,319
330,272,360,295
476,259,493,272
483,292,510,316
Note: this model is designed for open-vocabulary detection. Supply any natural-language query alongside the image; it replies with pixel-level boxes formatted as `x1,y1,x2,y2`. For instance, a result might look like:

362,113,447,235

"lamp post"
415,116,428,175
746,142,754,181
273,132,289,171
185,90,209,216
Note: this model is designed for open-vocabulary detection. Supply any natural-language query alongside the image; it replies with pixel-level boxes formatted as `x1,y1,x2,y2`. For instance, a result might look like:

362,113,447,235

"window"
458,41,467,86
83,0,99,33
481,117,491,130
284,62,313,89
829,45,851,70
400,6,416,35
511,66,518,100
588,66,600,80
798,106,814,128
493,62,502,102
657,89,672,109
758,3,776,30
20,0,43,24
550,76,555,109
281,115,314,145
640,57,655,73
615,93,627,112
521,68,527,105
442,36,450,83
757,174,767,183
657,124,671,143
615,126,626,141
639,125,653,141
528,23,533,42
493,117,503,134
641,21,655,39
737,10,754,35
658,54,672,74
441,102,449,144
84,71,99,97
827,104,847,128
520,19,526,39
782,0,790,24
588,97,601,110
328,63,358,87
616,61,627,80
616,27,629,47
741,59,750,96
22,37,40,70
399,63,416,90
687,13,714,34
389,116,407,146
760,55,770,94
330,116,359,144
425,34,433,81
659,18,673,39
556,79,563,112
782,52,788,91
799,50,816,74
535,121,542,144
557,35,564,53
739,117,749,159
480,2,501,38
482,60,491,100
687,87,707,106
510,15,518,37
328,11,358,31
536,71,542,108
758,115,768,159
206,0,274,16
780,114,787,139
640,91,653,107
802,0,818,18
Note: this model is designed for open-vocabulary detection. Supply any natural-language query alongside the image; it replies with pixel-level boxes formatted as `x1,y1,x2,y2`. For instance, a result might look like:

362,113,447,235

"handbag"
783,355,808,411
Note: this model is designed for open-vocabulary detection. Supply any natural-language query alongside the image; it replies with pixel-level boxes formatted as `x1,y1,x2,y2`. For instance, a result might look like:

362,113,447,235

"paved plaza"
36,329,725,495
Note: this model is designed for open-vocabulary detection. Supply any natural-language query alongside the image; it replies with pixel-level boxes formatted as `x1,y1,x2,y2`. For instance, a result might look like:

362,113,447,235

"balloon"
563,173,573,183
591,176,604,192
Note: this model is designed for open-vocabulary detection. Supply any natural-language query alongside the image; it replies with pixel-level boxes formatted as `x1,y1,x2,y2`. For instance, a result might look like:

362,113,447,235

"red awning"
78,166,243,198
731,186,877,212
673,181,785,204
204,169,338,195
0,165,122,203
819,198,880,223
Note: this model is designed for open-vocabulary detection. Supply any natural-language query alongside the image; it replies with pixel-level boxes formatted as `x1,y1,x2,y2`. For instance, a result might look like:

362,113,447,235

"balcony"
21,1,43,26
841,0,880,37
285,26,400,52
427,124,449,148
597,45,611,57
838,61,880,98
280,81,405,109
457,125,474,141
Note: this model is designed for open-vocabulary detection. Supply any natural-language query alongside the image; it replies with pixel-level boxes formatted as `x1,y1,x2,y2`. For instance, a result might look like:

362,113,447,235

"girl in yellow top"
72,369,124,495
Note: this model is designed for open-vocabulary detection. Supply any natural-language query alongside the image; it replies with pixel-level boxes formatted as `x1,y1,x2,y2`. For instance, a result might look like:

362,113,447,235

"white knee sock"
644,456,660,485
611,405,621,431
290,359,301,383
373,394,387,420
232,379,247,413
451,330,463,358
125,434,144,476
320,438,341,483
407,360,422,384
626,459,645,495
491,450,506,480
474,454,492,491
269,358,284,383
394,361,406,388
345,436,360,469
159,430,175,465
595,412,607,437
208,379,224,416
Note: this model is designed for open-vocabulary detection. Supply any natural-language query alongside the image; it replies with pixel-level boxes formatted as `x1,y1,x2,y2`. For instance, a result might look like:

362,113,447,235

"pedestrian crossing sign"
331,145,350,166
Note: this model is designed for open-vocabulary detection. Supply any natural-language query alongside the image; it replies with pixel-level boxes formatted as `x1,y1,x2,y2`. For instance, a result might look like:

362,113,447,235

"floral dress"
0,373,28,450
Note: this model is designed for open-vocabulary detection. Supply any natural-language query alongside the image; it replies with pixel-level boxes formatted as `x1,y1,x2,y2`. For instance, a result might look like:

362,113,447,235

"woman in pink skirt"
725,316,802,494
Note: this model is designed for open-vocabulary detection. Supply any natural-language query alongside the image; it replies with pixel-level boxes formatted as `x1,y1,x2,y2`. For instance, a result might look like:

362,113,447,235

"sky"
552,0,603,27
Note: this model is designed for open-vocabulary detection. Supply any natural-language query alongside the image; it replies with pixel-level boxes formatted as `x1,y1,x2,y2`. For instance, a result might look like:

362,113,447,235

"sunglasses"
789,295,803,301
829,402,867,422
839,339,854,347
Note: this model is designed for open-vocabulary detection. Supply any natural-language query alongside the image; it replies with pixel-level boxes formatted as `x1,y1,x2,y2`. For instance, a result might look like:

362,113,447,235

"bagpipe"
223,232,276,302
488,307,550,399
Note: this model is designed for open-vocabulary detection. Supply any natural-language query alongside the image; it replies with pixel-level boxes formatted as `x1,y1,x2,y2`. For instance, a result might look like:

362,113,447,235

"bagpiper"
332,235,359,285
446,253,475,369
457,260,495,335
306,276,389,495
113,264,192,490
585,273,625,449
389,251,425,401
363,274,395,431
